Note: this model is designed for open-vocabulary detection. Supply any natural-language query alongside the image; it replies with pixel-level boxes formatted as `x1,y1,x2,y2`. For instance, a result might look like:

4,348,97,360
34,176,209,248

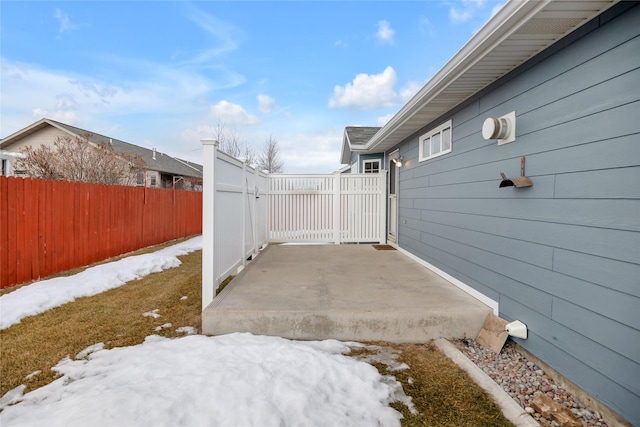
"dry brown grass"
0,248,201,396
376,342,514,426
0,238,191,297
1,245,512,426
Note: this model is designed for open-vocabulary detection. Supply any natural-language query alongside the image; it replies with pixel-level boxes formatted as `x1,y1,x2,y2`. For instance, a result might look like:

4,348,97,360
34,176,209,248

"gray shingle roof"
49,120,202,179
344,127,381,146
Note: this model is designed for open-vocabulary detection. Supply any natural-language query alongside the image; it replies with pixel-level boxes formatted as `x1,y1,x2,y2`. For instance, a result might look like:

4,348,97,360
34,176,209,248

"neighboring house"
0,118,203,190
342,1,639,424
340,126,383,173
0,150,25,176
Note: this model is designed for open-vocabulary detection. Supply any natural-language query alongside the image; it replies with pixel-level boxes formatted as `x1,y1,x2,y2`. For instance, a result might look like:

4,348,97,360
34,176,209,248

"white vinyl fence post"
241,160,247,267
252,166,258,257
201,138,218,311
333,174,341,244
265,172,271,244
379,172,387,244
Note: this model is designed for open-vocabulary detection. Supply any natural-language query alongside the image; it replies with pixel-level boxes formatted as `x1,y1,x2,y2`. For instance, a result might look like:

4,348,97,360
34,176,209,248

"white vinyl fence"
201,139,269,309
201,139,386,309
269,174,386,243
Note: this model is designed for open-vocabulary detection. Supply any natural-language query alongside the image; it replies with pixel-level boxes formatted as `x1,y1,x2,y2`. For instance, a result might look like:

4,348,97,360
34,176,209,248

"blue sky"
1,1,504,173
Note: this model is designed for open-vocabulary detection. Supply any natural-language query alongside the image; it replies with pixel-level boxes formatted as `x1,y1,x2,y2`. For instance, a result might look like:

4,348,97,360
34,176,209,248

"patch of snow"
154,323,172,331
349,344,417,415
0,236,202,331
0,333,403,427
142,309,160,318
0,385,25,409
180,296,188,300
175,326,197,335
390,362,410,371
76,343,105,360
24,371,41,380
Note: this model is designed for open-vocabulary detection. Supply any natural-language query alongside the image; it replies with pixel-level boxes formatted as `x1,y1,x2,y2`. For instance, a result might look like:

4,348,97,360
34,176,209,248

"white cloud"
70,80,119,99
399,80,423,102
210,100,259,126
329,66,398,110
0,57,216,141
279,129,344,173
257,94,275,113
54,9,77,34
32,107,80,125
183,6,241,59
449,0,487,24
419,17,435,35
449,8,472,23
377,114,394,127
375,20,394,44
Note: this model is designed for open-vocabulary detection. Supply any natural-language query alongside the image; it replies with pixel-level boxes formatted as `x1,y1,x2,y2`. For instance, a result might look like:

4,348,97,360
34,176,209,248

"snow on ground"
0,235,415,426
0,236,202,330
1,333,405,427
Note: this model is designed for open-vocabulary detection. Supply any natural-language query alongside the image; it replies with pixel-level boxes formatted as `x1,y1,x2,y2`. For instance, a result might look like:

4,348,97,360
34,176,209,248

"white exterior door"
387,151,399,243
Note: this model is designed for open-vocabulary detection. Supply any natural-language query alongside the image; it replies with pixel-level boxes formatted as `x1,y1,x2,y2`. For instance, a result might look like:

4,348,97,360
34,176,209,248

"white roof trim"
363,0,620,153
0,150,26,160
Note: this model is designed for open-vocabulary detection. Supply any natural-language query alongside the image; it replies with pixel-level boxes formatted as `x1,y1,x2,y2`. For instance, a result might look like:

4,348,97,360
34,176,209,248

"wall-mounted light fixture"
391,156,403,167
482,111,516,145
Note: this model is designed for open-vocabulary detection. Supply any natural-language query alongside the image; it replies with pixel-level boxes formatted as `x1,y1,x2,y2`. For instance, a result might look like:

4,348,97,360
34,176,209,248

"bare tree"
17,133,145,185
258,135,284,173
210,120,257,164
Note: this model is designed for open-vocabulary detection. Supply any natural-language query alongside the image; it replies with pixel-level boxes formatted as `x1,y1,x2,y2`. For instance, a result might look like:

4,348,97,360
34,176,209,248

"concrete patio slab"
202,244,492,343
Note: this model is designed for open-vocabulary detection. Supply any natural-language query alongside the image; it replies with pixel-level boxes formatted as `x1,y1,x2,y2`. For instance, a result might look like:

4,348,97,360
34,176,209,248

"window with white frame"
363,159,381,173
419,119,452,162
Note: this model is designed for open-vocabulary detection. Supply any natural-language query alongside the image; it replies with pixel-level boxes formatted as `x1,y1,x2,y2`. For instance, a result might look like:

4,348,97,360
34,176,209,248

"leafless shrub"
17,133,145,185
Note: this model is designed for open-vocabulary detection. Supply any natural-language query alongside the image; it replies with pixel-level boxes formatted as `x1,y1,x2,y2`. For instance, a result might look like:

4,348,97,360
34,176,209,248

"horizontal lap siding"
396,4,640,424
0,177,202,289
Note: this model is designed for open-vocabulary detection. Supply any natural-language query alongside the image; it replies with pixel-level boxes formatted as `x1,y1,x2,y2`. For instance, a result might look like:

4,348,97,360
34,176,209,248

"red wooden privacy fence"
0,176,202,289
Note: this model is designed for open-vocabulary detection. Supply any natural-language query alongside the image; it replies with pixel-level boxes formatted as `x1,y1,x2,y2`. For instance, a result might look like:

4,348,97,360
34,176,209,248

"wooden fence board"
26,178,39,281
0,177,202,288
16,178,27,285
0,177,8,287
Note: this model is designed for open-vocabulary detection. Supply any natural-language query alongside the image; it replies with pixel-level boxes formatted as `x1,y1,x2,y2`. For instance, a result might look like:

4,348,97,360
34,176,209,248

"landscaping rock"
532,394,581,427
457,338,609,427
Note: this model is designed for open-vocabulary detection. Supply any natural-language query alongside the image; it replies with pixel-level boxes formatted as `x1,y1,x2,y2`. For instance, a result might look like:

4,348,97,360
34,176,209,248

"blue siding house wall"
389,3,638,424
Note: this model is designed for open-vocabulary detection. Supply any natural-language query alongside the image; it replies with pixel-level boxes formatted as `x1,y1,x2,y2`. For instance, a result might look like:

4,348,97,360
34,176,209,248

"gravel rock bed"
457,338,609,427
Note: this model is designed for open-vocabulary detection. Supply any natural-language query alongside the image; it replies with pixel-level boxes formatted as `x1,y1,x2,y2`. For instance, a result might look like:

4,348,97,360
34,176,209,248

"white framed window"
363,159,381,174
419,119,452,162
150,175,157,187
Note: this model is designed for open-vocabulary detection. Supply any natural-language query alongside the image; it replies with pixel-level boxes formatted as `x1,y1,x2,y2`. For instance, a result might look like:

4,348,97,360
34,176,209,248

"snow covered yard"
0,236,512,427
0,236,406,426
1,334,408,426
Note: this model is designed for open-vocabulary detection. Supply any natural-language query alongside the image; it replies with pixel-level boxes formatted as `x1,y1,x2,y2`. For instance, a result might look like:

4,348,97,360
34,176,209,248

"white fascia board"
0,118,51,149
0,150,26,160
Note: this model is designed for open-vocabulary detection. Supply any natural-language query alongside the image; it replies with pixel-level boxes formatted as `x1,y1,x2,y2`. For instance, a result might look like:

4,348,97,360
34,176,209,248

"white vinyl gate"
269,173,386,244
201,139,387,308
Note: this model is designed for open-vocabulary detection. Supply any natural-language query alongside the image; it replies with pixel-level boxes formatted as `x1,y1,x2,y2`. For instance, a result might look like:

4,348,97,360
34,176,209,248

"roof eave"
364,0,619,152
